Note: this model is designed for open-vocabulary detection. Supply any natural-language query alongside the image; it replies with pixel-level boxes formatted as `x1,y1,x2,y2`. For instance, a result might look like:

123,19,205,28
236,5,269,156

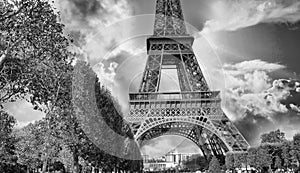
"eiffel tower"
125,0,249,160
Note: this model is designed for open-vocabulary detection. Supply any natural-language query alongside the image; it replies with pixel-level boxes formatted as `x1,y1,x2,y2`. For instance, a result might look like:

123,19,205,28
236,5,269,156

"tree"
274,156,282,171
261,143,288,172
0,110,17,171
1,1,75,171
15,123,43,171
209,156,221,173
57,107,84,173
1,1,73,170
225,152,234,172
30,58,72,173
291,133,300,171
257,146,272,171
225,151,248,172
247,147,258,169
72,60,143,172
0,0,71,106
282,141,293,170
261,129,286,144
233,152,248,169
1,0,143,172
15,120,63,172
248,146,272,172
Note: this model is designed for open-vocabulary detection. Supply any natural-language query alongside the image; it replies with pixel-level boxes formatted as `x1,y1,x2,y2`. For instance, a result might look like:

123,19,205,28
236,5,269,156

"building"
143,162,178,172
143,149,196,171
165,149,194,164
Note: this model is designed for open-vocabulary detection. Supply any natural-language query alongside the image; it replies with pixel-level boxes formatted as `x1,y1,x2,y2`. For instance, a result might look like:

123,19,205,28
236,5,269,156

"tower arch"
137,120,231,160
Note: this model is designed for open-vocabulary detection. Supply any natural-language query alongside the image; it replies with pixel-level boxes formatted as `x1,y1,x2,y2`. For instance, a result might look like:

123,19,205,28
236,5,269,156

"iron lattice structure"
125,0,249,160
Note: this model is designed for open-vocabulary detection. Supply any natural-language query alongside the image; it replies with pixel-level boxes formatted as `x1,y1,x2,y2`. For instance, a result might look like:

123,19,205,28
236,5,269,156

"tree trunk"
42,112,53,173
73,150,80,173
42,154,48,173
0,52,7,66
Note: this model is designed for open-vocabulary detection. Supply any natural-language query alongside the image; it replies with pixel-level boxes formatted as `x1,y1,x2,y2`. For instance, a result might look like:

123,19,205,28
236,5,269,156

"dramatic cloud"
58,0,133,28
223,59,300,119
224,59,286,75
93,62,118,88
56,0,148,109
290,103,300,112
201,0,300,33
222,59,300,144
57,0,136,82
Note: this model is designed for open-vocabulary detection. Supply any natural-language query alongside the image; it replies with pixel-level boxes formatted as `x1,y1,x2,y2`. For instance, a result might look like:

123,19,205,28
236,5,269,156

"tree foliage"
0,0,71,106
72,61,143,172
209,156,221,173
0,110,17,171
222,130,300,172
225,151,248,172
1,1,76,172
10,60,143,172
247,146,272,171
274,156,282,170
15,120,62,172
282,140,293,169
261,129,286,144
1,0,143,171
291,133,300,171
225,152,234,171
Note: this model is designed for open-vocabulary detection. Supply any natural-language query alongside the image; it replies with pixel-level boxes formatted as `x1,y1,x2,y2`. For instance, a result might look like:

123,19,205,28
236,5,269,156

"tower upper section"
153,0,188,37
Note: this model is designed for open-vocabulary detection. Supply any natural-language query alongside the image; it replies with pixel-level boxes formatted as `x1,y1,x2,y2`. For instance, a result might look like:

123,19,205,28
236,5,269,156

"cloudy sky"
4,0,300,158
